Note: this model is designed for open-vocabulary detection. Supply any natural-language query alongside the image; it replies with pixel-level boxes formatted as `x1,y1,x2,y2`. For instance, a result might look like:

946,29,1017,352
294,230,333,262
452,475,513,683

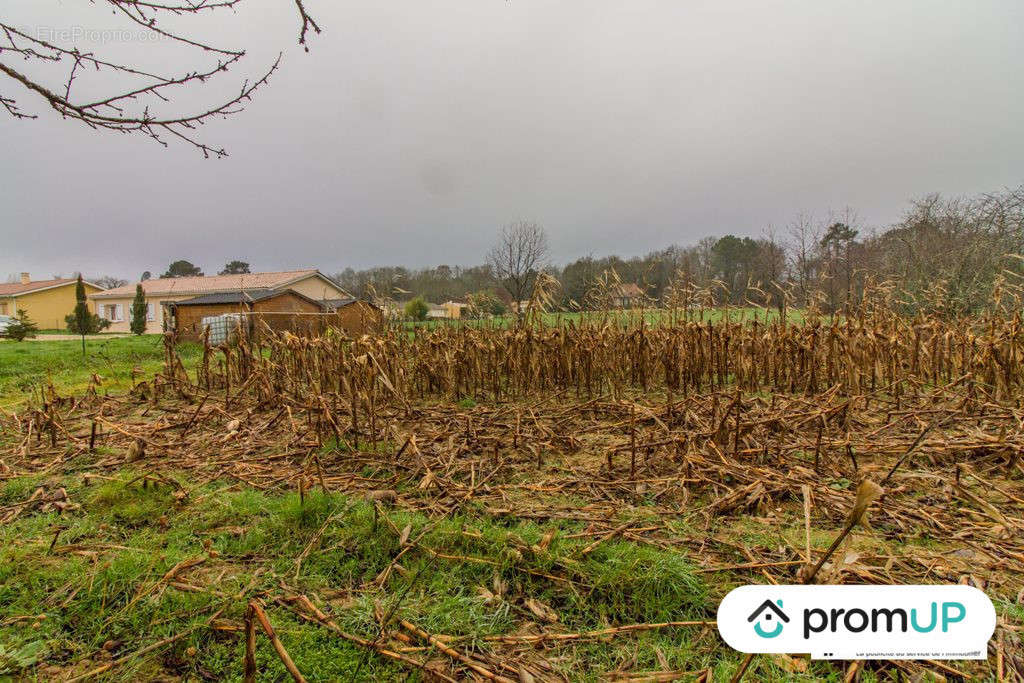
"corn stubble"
3,284,1024,681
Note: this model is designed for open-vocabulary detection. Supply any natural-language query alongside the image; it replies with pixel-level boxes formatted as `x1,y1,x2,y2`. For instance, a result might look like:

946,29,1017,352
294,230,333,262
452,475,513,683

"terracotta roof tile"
613,283,645,297
0,278,80,296
91,270,338,298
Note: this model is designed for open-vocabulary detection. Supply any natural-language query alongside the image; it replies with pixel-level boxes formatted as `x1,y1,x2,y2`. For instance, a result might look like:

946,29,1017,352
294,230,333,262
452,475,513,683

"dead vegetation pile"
2,296,1024,681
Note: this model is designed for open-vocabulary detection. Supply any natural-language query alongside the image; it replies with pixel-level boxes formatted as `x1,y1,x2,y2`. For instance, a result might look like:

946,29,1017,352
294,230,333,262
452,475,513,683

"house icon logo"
748,599,789,638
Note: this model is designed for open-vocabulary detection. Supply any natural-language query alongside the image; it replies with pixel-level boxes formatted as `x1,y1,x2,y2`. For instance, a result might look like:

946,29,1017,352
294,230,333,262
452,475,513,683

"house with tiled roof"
88,269,349,333
0,273,104,329
611,283,645,309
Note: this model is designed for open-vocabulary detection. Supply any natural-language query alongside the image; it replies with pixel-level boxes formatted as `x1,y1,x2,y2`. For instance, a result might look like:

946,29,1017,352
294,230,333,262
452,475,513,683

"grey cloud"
1,0,1022,280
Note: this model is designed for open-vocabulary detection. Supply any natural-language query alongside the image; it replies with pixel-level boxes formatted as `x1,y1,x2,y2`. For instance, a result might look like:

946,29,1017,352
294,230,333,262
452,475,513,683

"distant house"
441,301,468,319
166,290,384,340
422,301,468,320
611,283,645,309
89,269,350,334
514,300,541,313
0,273,104,329
165,289,324,339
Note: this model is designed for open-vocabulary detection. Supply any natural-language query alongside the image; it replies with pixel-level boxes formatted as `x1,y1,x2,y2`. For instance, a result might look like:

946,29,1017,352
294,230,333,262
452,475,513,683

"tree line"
334,186,1024,315
43,185,1023,322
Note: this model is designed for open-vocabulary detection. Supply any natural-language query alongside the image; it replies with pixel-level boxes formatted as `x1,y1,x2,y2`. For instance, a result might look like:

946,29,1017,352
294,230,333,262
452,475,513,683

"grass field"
33,330,128,336
0,472,743,681
0,336,200,408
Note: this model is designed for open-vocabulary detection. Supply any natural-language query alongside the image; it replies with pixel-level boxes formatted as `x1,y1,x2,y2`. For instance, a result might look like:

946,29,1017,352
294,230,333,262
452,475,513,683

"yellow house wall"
287,276,349,301
2,282,103,330
442,302,467,319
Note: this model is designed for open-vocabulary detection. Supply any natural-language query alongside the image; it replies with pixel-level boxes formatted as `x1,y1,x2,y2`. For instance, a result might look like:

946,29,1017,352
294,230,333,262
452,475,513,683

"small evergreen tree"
4,309,39,341
130,284,148,335
71,274,92,354
64,312,110,334
71,274,91,328
404,297,429,321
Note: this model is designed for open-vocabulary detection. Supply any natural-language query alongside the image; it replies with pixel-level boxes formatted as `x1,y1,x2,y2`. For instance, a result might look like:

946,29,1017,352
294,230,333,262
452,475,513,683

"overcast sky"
2,1,1022,281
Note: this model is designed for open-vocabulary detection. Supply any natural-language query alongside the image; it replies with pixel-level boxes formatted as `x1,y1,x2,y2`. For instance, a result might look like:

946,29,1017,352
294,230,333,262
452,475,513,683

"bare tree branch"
293,0,321,47
0,0,318,156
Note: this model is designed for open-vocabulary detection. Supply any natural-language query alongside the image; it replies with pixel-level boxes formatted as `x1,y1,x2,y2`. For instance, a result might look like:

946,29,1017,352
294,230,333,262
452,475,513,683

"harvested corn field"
2,299,1024,681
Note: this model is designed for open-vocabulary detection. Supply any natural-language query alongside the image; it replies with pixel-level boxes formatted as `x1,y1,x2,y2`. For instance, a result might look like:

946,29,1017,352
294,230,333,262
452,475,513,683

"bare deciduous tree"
754,228,787,312
93,275,128,290
859,189,1024,313
0,1,319,156
487,220,549,313
786,212,823,307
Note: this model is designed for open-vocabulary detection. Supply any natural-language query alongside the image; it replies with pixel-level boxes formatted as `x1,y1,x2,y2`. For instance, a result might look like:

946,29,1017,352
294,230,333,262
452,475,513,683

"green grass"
0,335,200,407
32,329,128,336
0,468,838,681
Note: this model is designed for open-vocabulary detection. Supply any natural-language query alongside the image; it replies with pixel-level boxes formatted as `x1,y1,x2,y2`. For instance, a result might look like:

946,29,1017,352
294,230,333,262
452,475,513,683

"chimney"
20,272,30,285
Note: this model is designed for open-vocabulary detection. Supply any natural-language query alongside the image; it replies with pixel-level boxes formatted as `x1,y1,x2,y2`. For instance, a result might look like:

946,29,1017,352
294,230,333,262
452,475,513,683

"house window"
102,304,124,322
147,303,155,322
0,302,7,315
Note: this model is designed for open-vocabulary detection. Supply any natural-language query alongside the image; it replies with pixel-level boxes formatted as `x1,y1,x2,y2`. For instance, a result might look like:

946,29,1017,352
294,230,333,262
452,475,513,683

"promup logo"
718,585,996,660
748,599,789,638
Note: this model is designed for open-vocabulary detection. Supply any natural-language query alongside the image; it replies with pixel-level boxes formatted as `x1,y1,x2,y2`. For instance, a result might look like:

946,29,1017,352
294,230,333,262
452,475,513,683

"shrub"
467,290,506,318
4,310,39,341
404,297,429,321
65,313,110,335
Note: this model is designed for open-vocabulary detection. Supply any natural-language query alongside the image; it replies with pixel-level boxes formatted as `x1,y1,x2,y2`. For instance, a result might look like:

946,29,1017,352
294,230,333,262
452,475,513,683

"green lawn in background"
0,335,200,407
404,306,806,332
33,329,128,336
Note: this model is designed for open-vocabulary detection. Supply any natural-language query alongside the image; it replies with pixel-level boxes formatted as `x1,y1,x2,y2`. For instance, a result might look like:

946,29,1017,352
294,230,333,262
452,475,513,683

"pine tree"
130,284,148,335
72,274,91,354
4,309,39,341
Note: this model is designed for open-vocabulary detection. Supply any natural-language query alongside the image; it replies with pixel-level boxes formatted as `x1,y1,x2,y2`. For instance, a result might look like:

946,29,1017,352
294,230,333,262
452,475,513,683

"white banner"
717,585,996,660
